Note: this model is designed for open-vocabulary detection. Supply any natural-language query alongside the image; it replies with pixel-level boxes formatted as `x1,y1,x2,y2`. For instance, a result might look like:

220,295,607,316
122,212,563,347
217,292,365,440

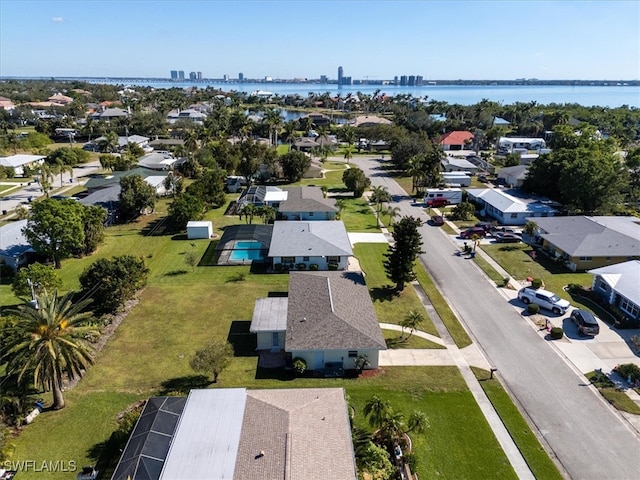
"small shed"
187,221,213,239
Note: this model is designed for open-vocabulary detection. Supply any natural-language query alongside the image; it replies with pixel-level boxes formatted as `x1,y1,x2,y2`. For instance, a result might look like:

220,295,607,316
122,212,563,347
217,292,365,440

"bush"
531,278,543,289
328,263,339,270
0,265,15,280
614,363,640,383
292,357,307,375
550,327,564,339
296,263,307,270
274,263,283,272
527,303,540,314
309,263,319,271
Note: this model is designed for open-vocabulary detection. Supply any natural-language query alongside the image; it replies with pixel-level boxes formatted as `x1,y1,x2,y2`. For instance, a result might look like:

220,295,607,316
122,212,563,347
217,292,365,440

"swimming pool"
230,241,265,261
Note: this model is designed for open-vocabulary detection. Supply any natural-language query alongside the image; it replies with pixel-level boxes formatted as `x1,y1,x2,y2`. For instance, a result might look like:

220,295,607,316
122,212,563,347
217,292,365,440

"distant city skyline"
1,1,638,80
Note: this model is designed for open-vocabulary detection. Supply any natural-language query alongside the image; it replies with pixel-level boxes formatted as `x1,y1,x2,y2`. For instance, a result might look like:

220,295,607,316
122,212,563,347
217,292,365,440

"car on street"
493,232,521,243
460,227,486,239
517,287,571,315
431,215,445,226
570,309,600,336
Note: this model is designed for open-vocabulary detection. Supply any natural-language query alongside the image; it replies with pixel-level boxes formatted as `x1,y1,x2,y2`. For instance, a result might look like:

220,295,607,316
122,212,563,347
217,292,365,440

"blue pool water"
230,241,265,261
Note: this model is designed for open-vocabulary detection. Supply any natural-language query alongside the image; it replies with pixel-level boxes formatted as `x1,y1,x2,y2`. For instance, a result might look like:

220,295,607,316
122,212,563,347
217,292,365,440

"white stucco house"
0,220,35,271
0,154,46,177
588,260,640,323
250,271,386,372
268,220,352,270
467,188,559,225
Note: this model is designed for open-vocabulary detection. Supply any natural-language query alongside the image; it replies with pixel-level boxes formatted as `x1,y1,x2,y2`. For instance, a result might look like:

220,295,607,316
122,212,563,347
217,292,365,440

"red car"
431,215,445,226
460,227,487,239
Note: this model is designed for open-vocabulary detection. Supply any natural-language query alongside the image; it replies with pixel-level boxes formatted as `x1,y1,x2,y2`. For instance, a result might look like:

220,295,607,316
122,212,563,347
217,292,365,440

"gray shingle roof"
588,260,640,305
0,219,32,259
235,388,357,480
533,216,640,257
268,221,352,257
279,187,338,213
285,271,386,351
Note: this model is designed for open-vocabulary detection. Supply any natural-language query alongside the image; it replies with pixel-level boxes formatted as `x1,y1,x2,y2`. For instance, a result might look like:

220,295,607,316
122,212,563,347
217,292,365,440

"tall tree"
11,263,63,299
383,216,424,291
2,292,97,410
118,174,157,221
279,150,311,182
363,395,392,429
342,167,371,198
167,193,205,231
189,340,234,383
79,205,107,255
23,198,85,268
400,310,424,340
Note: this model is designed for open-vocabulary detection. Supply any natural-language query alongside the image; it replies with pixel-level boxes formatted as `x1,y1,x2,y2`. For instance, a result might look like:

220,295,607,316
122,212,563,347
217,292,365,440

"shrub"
404,452,418,471
309,263,319,271
531,278,543,289
328,263,339,270
296,263,307,270
274,263,283,272
550,327,564,339
527,303,540,314
614,363,640,383
292,357,307,375
0,265,15,280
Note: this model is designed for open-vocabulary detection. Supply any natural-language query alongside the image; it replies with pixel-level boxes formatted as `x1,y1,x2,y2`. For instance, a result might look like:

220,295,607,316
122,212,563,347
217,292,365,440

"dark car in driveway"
460,227,486,239
570,309,600,336
431,215,445,226
494,232,521,243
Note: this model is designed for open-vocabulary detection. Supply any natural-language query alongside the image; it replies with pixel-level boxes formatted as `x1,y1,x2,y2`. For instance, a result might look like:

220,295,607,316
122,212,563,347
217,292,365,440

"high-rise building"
238,72,244,82
170,70,178,80
189,71,197,81
408,75,416,86
416,75,423,86
338,66,343,85
197,71,203,80
178,70,185,80
400,75,408,86
223,74,229,82
320,75,327,83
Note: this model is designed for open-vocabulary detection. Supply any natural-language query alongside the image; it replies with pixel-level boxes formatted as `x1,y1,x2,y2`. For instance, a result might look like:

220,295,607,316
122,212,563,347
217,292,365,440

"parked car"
431,215,445,226
517,287,571,315
460,227,486,239
494,232,521,243
570,309,600,336
475,221,496,232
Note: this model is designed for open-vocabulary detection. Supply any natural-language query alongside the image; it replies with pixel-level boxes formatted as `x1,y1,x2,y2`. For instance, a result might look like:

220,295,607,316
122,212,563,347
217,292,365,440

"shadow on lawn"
228,321,257,357
370,285,398,302
255,367,296,381
157,374,212,395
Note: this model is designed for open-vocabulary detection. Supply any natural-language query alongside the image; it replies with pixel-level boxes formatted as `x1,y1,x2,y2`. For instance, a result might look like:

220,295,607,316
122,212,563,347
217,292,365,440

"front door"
314,351,325,370
271,332,280,350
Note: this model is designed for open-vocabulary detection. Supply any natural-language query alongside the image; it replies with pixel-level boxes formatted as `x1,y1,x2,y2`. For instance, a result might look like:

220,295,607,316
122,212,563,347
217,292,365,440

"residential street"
351,155,640,480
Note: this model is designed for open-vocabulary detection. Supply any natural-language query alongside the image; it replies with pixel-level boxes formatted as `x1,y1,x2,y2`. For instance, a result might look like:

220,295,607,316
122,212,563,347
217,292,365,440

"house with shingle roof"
251,271,386,371
0,220,35,271
278,186,338,220
111,388,357,480
588,260,640,323
530,216,640,272
268,220,352,270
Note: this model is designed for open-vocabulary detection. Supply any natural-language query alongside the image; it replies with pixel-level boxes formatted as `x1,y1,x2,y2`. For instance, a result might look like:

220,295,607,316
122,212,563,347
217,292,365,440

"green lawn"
472,367,564,480
383,330,445,349
353,243,439,336
480,244,592,301
0,184,21,195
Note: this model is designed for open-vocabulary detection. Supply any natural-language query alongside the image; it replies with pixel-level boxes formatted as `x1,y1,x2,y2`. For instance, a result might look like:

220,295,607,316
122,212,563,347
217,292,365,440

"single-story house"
300,112,331,126
493,117,511,127
0,220,35,271
251,271,386,371
530,216,640,272
111,388,357,480
497,165,529,187
187,221,213,239
588,260,640,323
0,96,16,111
0,154,46,177
166,109,207,125
278,187,338,221
47,93,73,105
84,168,169,196
292,137,319,152
88,135,151,153
441,157,479,173
498,137,546,152
91,107,130,121
149,138,185,150
351,115,392,127
439,131,474,151
137,152,178,171
237,185,288,210
268,220,352,270
467,188,559,226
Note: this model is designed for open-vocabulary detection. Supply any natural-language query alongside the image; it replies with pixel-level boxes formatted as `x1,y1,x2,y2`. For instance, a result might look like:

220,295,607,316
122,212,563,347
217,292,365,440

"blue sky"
1,0,638,80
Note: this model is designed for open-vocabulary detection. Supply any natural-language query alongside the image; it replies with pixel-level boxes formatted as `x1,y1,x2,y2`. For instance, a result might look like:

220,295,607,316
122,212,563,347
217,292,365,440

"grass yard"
0,184,21,195
383,330,445,349
340,197,380,232
480,244,592,302
585,371,640,415
472,368,565,480
353,243,439,336
473,253,509,285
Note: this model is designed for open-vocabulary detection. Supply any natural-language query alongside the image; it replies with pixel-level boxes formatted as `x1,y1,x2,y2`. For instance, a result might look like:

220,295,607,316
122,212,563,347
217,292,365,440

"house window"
303,256,310,261
510,213,518,218
327,256,340,263
620,298,639,317
348,351,358,358
579,257,592,261
598,280,607,290
282,256,295,263
309,212,314,216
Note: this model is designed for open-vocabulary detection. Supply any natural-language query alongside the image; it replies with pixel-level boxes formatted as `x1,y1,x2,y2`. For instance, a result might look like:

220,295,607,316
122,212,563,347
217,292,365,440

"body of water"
84,79,639,107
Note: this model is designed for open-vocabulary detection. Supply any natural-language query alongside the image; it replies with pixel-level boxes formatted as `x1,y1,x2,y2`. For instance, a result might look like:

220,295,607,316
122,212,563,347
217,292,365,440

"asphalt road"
352,156,640,480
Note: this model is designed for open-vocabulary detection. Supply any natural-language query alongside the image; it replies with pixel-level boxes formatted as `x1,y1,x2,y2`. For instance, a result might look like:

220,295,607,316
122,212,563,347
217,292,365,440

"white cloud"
51,16,64,23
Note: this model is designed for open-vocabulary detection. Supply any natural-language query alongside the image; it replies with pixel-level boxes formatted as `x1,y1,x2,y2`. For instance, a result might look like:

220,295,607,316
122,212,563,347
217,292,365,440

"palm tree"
400,310,424,340
335,199,347,219
385,205,401,227
241,203,256,224
370,186,391,222
406,155,426,194
406,411,429,434
364,395,392,429
38,163,55,197
342,144,355,163
282,120,298,151
2,291,97,410
258,205,276,224
55,160,74,187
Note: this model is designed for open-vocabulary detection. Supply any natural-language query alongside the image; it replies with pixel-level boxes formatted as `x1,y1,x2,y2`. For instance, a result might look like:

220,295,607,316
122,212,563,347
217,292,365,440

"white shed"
187,221,213,239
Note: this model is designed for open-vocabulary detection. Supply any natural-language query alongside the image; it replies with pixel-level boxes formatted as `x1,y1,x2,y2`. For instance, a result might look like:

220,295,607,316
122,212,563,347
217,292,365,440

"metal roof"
0,219,33,259
268,221,352,258
0,154,45,168
160,389,247,480
250,297,288,332
468,188,558,214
